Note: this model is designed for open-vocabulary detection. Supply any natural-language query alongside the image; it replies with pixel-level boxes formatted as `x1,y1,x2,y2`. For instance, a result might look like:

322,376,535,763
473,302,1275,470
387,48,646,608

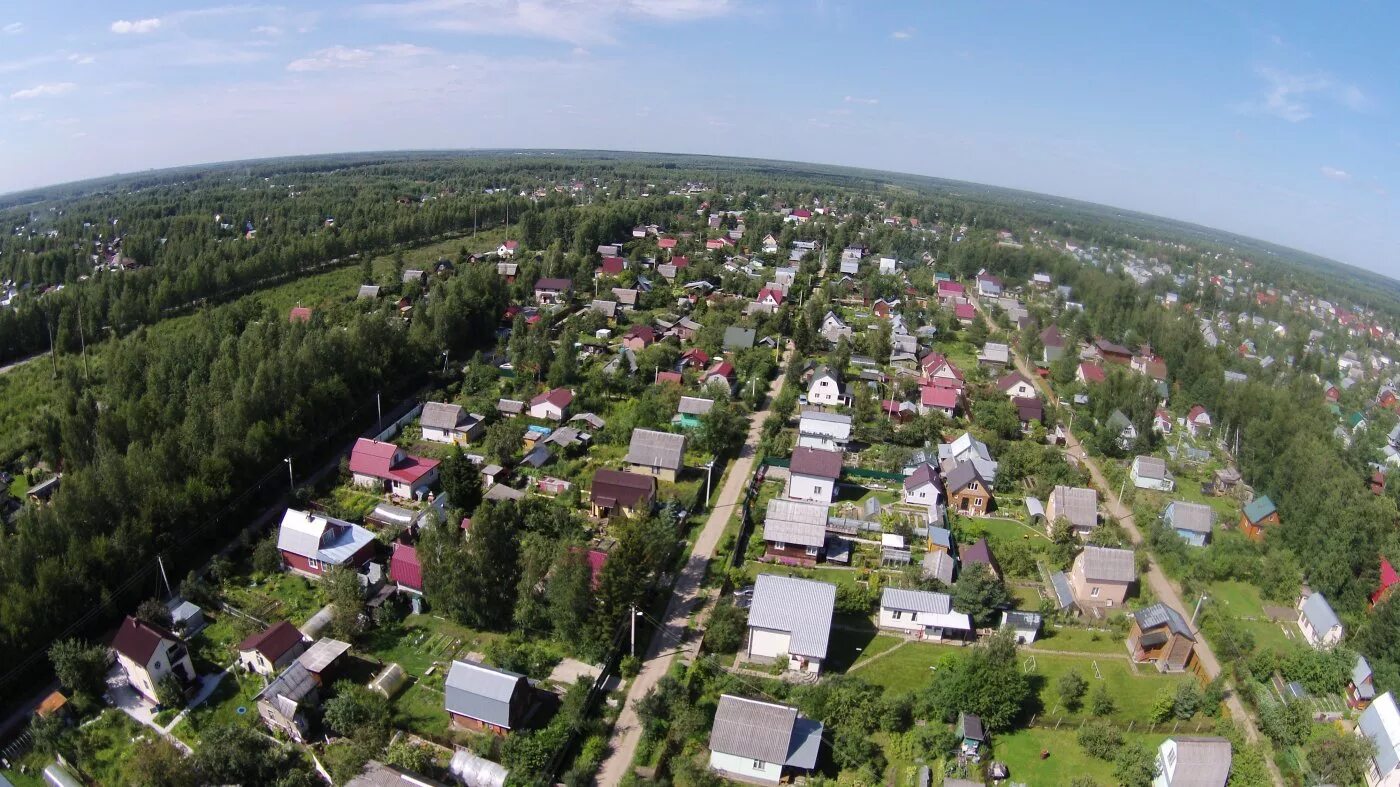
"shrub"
1077,719,1124,760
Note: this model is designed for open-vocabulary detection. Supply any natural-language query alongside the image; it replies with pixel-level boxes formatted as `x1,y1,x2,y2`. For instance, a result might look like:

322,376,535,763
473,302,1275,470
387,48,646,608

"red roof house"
237,621,307,676
954,303,975,322
1373,558,1399,607
921,385,960,416
658,237,677,249
529,387,575,421
289,306,313,323
598,257,628,275
390,542,423,594
1077,362,1106,384
348,439,440,498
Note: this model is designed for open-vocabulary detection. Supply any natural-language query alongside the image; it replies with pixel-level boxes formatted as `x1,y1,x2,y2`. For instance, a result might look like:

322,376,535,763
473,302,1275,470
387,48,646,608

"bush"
704,603,746,654
1077,719,1124,760
1090,684,1115,716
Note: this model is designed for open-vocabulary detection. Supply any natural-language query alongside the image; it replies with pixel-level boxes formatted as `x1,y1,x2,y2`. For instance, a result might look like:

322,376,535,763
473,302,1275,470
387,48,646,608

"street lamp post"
441,350,450,375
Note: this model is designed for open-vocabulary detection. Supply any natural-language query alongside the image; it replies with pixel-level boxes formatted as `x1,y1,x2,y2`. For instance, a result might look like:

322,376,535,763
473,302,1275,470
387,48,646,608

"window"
307,558,321,570
892,610,903,620
909,612,918,622
1090,586,1100,597
805,546,819,557
154,661,162,670
813,485,823,496
772,541,786,551
752,759,767,769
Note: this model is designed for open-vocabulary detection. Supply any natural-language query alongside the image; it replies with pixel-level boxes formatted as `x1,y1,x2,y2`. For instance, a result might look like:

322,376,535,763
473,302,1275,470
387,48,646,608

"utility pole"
284,457,294,491
157,555,172,598
376,392,382,424
442,350,450,375
47,318,57,378
1191,593,1208,627
630,604,638,658
77,309,89,380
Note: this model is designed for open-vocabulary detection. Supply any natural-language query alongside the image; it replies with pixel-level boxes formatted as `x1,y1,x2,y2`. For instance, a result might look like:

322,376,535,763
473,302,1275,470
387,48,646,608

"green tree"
1113,742,1158,787
48,638,110,700
130,737,197,787
460,501,521,630
952,563,1014,627
156,673,187,709
705,603,747,653
193,724,283,785
1077,718,1124,759
1057,670,1088,712
1149,687,1177,723
482,419,521,465
322,565,366,640
136,597,174,630
917,629,1030,732
28,713,70,758
1306,733,1374,787
322,681,390,743
547,547,595,646
253,534,284,574
359,256,374,285
695,399,748,457
1090,684,1115,716
440,444,484,513
548,331,579,387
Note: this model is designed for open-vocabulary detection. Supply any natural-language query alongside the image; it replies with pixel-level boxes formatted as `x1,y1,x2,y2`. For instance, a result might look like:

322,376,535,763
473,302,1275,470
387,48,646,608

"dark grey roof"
625,429,686,471
1051,485,1098,530
708,695,823,769
944,460,984,494
921,551,954,584
445,660,528,729
677,396,715,416
1167,501,1213,534
1132,603,1195,641
763,499,829,549
1050,571,1075,608
1353,655,1376,700
1001,610,1042,630
748,574,836,658
723,326,756,349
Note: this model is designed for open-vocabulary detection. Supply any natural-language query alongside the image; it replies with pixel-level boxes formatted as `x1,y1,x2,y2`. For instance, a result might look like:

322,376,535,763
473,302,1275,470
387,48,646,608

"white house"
1298,592,1344,649
1001,611,1042,644
111,616,195,704
529,387,574,421
1357,692,1400,787
787,446,842,504
878,588,972,641
806,365,848,407
797,410,852,452
237,621,309,677
708,695,823,785
1152,737,1232,787
747,574,836,674
420,402,485,444
996,372,1037,399
1131,456,1175,492
902,463,944,524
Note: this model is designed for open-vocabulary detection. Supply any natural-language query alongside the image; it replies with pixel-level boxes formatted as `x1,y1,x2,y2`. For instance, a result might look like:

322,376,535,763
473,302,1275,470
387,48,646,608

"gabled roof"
921,386,959,408
389,542,422,591
790,446,842,480
944,461,985,495
1242,495,1276,524
626,429,686,472
903,463,942,494
1040,325,1064,348
590,468,655,509
421,401,468,431
961,537,998,575
1132,602,1195,641
530,387,574,410
1166,737,1232,786
881,587,954,615
445,660,529,729
1359,694,1400,778
297,638,352,673
1300,592,1341,633
534,277,572,291
723,326,756,349
1166,501,1213,534
1078,362,1106,383
709,695,823,769
277,508,376,566
1134,455,1169,480
111,616,175,664
922,551,955,583
747,574,836,658
1077,546,1136,582
677,396,715,416
349,438,439,485
996,371,1032,391
763,499,829,549
1354,655,1376,700
1050,485,1098,530
239,621,305,662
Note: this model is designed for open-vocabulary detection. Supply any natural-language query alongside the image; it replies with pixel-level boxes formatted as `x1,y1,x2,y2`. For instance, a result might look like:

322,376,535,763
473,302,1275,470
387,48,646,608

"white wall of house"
1131,469,1174,492
709,751,782,785
1152,739,1179,787
797,433,840,451
118,645,191,703
1299,615,1344,649
877,608,970,639
1002,381,1037,398
808,375,843,406
239,649,276,676
748,627,792,660
352,472,383,489
421,426,460,444
787,473,834,504
530,403,564,421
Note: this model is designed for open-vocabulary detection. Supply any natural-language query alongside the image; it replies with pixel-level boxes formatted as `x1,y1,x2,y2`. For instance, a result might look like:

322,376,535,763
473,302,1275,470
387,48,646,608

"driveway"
105,668,193,753
595,345,793,786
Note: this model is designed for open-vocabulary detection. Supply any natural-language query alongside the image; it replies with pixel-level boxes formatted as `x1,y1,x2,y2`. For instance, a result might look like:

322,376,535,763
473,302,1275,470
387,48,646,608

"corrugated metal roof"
625,429,686,471
922,551,954,584
1300,592,1341,635
763,499,829,548
1051,486,1098,530
1360,692,1400,776
1132,603,1195,640
708,695,796,763
1166,501,1213,534
1167,737,1232,786
748,574,836,658
297,639,351,673
881,587,952,615
1077,546,1137,583
445,660,528,729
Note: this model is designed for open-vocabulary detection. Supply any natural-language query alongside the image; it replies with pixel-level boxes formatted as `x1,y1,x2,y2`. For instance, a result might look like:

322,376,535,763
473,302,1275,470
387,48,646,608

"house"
762,498,830,566
937,279,966,301
787,446,842,504
754,287,784,311
723,326,757,351
872,297,898,318
276,508,377,577
389,542,423,595
997,371,1037,399
975,272,1003,296
1298,592,1344,649
1350,655,1377,709
497,240,519,256
945,461,991,516
598,256,628,276
1014,397,1044,429
902,463,944,523
746,574,836,674
957,713,987,759
622,325,655,352
1129,603,1196,672
625,428,687,482
420,402,485,444
256,660,320,742
878,588,972,640
797,410,852,452
707,695,823,785
679,347,711,370
1356,692,1400,787
939,432,999,485
1131,456,1175,492
496,398,525,418
1153,737,1231,787
111,616,195,704
289,306,313,323
807,365,848,407
1374,558,1399,608
702,361,736,388
1239,495,1279,541
1069,546,1136,608
961,537,1000,579
978,342,1010,367
445,660,532,735
238,621,308,677
349,438,441,499
1093,338,1134,365
1040,325,1065,364
1164,501,1214,547
820,311,853,344
533,277,572,306
612,287,639,310
1001,611,1042,644
922,550,956,584
954,302,976,324
1154,409,1173,434
590,300,619,321
920,385,960,418
1077,361,1106,384
1047,485,1098,536
587,469,656,518
528,387,574,421
1107,410,1138,450
1187,405,1212,437
674,396,715,429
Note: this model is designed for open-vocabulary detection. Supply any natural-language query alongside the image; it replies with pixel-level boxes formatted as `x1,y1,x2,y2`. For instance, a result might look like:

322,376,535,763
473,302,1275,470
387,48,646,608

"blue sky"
0,1,1395,276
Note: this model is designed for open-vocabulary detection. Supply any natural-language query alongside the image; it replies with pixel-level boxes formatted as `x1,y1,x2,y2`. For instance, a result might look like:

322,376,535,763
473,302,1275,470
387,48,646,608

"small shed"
166,598,206,636
957,712,986,758
369,663,407,699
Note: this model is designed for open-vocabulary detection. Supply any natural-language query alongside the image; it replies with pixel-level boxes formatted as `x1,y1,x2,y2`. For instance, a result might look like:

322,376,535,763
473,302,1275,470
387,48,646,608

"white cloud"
68,53,95,65
844,95,877,105
287,43,433,71
358,0,733,45
252,25,283,36
1243,66,1369,123
111,18,162,34
891,27,914,40
3,22,24,34
10,82,76,100
1320,166,1350,182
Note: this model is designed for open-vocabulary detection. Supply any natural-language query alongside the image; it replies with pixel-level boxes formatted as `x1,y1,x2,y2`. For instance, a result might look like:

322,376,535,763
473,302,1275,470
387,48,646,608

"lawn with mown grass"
1032,626,1126,655
358,615,502,677
956,514,1050,551
223,571,326,627
173,670,263,746
993,726,1168,786
1207,580,1301,654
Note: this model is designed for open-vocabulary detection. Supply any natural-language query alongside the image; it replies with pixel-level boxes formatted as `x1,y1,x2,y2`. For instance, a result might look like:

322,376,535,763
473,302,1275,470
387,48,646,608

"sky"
0,1,1396,276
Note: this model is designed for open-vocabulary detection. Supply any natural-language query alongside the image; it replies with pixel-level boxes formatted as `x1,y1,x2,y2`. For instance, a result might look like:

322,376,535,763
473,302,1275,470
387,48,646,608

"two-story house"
111,616,195,704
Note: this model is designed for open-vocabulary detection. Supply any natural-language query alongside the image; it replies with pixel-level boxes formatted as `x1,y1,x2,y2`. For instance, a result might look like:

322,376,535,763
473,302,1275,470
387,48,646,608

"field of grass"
1032,626,1126,655
173,670,263,745
956,513,1050,546
1207,580,1301,654
993,726,1168,786
222,571,325,627
0,354,79,468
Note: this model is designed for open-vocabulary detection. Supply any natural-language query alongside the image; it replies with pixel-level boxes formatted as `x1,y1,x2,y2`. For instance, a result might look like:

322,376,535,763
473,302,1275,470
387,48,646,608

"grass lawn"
358,615,503,678
740,561,871,591
1032,626,1126,655
1207,580,1301,654
1011,585,1044,609
223,571,325,627
957,514,1050,546
825,616,881,674
993,726,1168,786
848,640,963,691
393,677,452,741
324,484,387,522
189,612,252,672
173,670,263,746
